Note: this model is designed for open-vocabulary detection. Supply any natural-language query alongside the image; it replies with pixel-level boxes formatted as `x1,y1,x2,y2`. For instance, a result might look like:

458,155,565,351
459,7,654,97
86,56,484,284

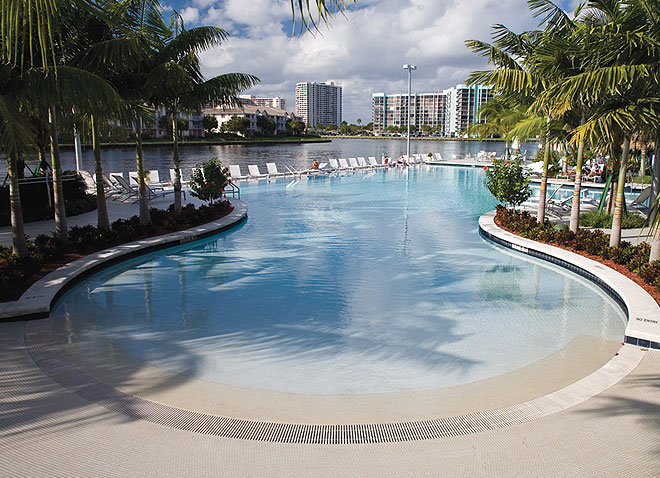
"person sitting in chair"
311,160,319,170
586,163,601,181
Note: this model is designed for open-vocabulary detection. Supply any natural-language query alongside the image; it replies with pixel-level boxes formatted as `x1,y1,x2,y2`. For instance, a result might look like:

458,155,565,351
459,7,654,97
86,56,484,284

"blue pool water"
50,166,626,394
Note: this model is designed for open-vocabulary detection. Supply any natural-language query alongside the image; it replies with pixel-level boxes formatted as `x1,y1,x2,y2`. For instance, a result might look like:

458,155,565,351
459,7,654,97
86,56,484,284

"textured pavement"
1,319,659,477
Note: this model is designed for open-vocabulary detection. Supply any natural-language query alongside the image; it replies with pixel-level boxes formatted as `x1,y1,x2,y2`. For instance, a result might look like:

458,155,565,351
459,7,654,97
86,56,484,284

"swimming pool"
49,166,626,394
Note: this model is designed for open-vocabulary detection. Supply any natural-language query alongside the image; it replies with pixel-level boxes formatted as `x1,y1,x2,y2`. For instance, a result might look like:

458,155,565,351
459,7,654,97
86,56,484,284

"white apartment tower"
239,95,286,110
295,81,342,127
372,92,447,132
372,84,492,136
445,84,492,136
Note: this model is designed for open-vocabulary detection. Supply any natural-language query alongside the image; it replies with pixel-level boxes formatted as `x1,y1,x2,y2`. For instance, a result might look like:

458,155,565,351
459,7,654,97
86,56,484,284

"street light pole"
402,64,416,159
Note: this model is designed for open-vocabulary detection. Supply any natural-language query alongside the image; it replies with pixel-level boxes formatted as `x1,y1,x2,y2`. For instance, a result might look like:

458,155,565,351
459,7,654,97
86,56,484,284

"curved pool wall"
49,166,628,395
479,211,660,349
0,199,247,322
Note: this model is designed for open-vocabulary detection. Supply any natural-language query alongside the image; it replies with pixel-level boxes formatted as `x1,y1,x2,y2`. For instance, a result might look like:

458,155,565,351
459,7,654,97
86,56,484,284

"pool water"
50,166,627,394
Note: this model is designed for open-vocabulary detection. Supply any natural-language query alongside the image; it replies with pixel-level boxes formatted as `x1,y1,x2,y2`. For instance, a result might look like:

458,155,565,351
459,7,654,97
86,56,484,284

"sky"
164,0,578,123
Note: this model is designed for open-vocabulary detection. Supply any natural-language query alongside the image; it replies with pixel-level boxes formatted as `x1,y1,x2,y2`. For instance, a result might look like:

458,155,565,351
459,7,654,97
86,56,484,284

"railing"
224,181,240,199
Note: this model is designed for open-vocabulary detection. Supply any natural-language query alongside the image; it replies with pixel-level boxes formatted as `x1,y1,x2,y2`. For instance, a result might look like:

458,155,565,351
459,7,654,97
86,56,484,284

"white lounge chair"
266,162,285,176
248,164,267,178
434,153,444,161
329,159,340,169
368,156,379,167
229,165,248,180
170,168,189,187
630,186,651,209
129,171,164,190
111,173,137,201
114,174,175,202
357,157,369,168
147,170,164,188
338,158,351,169
102,173,122,196
348,157,360,168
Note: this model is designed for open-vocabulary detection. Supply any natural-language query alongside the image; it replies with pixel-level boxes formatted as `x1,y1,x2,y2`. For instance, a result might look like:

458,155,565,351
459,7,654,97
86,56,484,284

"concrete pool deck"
1,184,660,475
1,318,658,476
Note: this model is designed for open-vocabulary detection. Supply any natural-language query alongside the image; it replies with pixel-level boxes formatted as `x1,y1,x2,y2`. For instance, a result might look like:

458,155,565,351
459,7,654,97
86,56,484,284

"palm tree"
467,22,562,224
548,0,660,246
467,96,527,159
144,14,259,211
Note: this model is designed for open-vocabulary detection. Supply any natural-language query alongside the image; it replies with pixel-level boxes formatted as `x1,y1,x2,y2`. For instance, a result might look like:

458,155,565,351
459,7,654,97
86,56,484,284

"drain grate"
24,325,558,444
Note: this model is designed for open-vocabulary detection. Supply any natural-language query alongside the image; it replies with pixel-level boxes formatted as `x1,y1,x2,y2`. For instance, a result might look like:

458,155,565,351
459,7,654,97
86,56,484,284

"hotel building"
202,104,298,136
239,95,287,110
295,81,342,127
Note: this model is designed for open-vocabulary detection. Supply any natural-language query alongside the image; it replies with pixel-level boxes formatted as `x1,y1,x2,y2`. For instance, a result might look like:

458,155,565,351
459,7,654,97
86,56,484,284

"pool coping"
10,205,654,444
0,198,247,322
479,210,660,347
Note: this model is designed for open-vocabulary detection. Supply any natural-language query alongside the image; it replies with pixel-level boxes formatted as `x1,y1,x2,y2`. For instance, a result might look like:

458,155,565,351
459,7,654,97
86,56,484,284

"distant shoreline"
59,137,332,150
331,136,507,141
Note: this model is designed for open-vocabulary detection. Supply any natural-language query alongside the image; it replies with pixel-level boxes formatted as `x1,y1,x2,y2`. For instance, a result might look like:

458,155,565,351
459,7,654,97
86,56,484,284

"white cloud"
187,0,539,122
180,6,200,25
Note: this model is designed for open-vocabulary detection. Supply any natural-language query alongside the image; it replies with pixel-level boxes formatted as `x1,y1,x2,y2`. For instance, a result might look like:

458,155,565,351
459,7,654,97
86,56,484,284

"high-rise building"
239,95,286,110
445,84,492,136
295,81,342,127
372,84,492,136
372,92,447,132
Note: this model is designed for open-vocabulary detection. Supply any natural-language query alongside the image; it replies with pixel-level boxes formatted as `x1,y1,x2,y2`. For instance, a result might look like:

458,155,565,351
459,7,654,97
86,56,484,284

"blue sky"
163,0,580,122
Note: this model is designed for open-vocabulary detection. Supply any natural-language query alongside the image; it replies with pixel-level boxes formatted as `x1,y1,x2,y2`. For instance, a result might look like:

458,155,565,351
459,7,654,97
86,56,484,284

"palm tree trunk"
537,118,551,224
7,152,28,257
649,142,660,261
610,136,631,247
569,116,587,233
48,106,68,245
569,138,585,233
135,117,150,226
504,141,509,161
649,142,660,224
91,115,110,231
171,115,182,212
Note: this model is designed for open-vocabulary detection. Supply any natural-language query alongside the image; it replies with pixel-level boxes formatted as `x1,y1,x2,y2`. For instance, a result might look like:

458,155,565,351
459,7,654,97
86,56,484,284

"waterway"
18,138,540,178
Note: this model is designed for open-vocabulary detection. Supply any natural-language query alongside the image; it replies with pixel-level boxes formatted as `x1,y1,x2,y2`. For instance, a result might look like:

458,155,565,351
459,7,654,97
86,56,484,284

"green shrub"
484,158,531,207
579,210,647,229
190,156,230,204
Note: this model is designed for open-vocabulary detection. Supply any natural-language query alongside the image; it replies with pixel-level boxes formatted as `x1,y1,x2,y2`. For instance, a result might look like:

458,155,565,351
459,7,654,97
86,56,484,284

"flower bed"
0,201,233,302
495,205,660,299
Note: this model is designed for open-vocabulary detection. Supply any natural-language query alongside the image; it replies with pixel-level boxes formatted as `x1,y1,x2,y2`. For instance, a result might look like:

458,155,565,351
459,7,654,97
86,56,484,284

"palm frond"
464,39,523,71
290,0,355,34
18,65,123,115
0,95,37,158
508,115,547,141
159,27,229,63
185,73,261,111
528,0,575,31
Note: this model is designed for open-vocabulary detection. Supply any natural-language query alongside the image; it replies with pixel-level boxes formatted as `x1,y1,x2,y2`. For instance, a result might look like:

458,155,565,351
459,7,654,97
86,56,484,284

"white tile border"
0,199,247,322
479,210,660,346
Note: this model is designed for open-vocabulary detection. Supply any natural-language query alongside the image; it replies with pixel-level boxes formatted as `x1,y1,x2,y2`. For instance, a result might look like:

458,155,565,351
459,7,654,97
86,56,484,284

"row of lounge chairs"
87,169,187,202
85,152,449,200
226,153,446,180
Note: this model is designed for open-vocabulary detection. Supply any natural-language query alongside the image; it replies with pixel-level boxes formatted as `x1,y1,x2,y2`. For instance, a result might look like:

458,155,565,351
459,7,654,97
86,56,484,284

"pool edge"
0,198,248,322
478,210,660,347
